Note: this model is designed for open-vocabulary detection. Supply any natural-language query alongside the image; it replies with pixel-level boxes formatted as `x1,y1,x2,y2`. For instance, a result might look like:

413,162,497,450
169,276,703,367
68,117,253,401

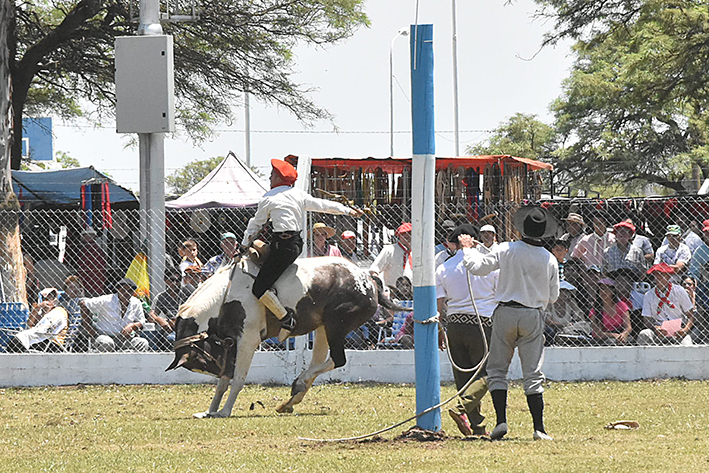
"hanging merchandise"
102,181,113,230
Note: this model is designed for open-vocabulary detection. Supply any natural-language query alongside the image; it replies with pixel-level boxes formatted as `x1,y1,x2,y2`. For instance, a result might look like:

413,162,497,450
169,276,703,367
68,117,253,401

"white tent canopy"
166,152,268,209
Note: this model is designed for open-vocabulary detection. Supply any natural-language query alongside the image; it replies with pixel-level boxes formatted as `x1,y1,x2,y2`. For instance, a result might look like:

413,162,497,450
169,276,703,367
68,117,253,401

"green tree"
166,156,222,195
536,0,709,193
56,150,81,169
467,113,559,160
10,0,369,169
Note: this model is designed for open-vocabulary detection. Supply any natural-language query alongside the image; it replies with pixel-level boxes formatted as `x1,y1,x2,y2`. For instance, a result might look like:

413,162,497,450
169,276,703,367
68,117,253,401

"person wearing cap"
589,278,632,345
79,278,149,352
478,225,499,255
571,211,615,270
637,263,695,346
608,267,646,339
661,215,703,255
654,225,692,283
6,287,69,353
434,220,459,268
241,158,363,341
308,223,342,257
561,212,586,256
458,203,559,441
436,223,498,437
202,232,239,278
370,222,413,291
339,230,358,263
602,220,645,275
625,218,654,266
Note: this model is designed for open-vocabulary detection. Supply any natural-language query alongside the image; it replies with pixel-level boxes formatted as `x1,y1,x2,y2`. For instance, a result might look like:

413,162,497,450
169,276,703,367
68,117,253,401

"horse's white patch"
353,268,373,296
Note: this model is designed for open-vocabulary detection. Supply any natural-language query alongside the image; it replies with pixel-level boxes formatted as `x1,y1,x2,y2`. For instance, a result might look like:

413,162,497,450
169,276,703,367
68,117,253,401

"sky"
52,0,574,193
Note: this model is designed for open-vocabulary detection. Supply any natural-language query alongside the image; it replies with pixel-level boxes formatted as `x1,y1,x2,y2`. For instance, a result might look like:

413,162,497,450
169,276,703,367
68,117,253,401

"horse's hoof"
276,403,294,414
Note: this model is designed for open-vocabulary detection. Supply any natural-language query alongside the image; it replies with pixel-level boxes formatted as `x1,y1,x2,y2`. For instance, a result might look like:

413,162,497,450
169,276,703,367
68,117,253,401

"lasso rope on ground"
300,261,491,443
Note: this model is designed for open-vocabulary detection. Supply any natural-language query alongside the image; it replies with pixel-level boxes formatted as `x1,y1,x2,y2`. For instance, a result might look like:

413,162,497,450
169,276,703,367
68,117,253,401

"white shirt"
15,307,68,349
83,294,145,336
370,243,413,288
462,241,560,309
654,242,692,282
242,186,351,246
571,231,615,268
436,250,498,317
642,283,692,324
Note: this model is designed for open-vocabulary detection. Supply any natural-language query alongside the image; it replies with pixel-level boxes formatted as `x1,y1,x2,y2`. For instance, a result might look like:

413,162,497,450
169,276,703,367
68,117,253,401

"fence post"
410,23,441,432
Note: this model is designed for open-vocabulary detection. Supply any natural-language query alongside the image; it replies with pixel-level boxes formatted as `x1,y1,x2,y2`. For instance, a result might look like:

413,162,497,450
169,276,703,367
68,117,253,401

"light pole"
390,28,409,157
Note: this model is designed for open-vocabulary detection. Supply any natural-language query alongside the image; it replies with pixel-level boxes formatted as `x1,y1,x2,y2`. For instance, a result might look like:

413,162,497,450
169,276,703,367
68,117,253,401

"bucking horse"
167,246,402,418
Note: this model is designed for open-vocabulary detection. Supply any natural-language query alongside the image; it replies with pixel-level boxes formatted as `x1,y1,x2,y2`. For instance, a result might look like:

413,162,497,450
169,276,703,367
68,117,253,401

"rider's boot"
259,289,296,342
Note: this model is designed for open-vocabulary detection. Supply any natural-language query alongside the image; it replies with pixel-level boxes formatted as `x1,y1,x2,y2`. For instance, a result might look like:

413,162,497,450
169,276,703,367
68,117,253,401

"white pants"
636,329,693,346
487,305,545,395
94,334,150,352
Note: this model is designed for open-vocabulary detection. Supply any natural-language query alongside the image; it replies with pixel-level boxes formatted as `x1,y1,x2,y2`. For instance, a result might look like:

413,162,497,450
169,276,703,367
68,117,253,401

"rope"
300,247,493,443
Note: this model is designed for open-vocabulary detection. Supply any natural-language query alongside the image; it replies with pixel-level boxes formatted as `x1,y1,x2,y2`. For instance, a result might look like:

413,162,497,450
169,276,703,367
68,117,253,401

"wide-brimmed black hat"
447,223,478,243
513,204,558,239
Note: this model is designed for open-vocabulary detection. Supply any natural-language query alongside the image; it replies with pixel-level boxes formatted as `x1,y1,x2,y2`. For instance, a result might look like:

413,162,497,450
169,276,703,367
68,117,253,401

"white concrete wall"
2,346,709,387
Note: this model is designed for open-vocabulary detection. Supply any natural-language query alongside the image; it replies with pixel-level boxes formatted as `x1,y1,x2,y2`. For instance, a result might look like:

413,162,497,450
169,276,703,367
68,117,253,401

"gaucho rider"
241,158,363,341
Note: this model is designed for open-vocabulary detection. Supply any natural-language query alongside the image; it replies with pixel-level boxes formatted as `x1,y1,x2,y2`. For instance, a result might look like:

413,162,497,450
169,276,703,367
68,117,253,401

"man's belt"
499,300,532,309
275,231,301,240
448,313,493,327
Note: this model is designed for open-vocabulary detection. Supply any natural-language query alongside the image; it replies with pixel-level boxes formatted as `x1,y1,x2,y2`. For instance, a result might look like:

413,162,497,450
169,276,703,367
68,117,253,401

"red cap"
271,159,298,184
647,262,675,275
395,222,412,236
613,220,635,233
341,230,356,240
702,219,709,232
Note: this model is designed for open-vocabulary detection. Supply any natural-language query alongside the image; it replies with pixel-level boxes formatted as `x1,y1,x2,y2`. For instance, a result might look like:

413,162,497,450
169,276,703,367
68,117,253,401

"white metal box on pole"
115,35,175,133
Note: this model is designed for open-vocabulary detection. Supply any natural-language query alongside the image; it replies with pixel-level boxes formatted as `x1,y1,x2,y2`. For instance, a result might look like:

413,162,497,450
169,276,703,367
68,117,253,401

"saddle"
241,240,270,278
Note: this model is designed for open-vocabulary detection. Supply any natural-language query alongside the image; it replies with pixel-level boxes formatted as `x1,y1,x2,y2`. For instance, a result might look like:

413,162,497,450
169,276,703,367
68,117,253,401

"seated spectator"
202,232,238,278
148,267,192,350
655,225,692,283
602,220,645,275
340,230,359,263
571,211,614,269
178,239,202,277
394,310,414,349
561,212,586,256
626,218,654,267
550,238,570,281
308,223,342,257
609,268,645,339
544,280,590,346
637,263,694,346
182,265,202,295
391,275,413,301
589,278,632,345
79,278,149,352
6,288,68,353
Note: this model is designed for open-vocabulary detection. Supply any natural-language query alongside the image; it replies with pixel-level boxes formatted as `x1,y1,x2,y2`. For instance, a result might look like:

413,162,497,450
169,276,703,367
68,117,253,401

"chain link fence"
3,186,709,354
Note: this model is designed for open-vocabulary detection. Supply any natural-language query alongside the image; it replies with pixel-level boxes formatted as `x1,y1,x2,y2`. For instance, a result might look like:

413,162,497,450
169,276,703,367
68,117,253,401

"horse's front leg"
193,375,231,418
215,330,261,418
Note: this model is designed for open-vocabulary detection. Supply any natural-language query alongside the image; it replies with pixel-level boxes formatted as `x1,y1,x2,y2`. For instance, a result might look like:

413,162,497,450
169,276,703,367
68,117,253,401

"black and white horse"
167,254,399,418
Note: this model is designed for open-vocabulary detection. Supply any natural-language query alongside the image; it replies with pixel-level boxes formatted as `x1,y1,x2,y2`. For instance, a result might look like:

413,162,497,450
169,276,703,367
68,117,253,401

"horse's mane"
176,264,232,326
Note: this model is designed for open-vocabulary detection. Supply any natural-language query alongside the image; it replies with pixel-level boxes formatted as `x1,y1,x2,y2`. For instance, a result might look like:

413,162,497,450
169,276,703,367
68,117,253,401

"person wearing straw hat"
654,224,692,283
370,222,413,291
436,223,498,437
241,158,363,340
561,212,585,255
308,223,342,257
458,202,559,441
637,263,695,346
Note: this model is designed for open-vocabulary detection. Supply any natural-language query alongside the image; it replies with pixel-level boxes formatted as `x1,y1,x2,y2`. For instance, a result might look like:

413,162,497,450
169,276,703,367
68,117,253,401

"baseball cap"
666,225,682,236
341,230,356,240
221,232,237,241
480,224,496,234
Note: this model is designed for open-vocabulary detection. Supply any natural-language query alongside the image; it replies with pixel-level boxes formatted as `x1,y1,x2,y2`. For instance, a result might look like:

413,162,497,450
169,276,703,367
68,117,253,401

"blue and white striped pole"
410,23,441,431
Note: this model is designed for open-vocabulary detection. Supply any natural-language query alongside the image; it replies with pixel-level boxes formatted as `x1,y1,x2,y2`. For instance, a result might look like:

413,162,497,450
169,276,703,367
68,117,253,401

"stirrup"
280,308,297,331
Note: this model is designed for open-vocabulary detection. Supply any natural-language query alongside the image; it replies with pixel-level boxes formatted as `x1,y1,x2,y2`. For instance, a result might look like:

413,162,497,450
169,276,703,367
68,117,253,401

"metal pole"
138,0,166,297
244,92,251,167
451,0,460,157
390,28,408,157
410,23,441,432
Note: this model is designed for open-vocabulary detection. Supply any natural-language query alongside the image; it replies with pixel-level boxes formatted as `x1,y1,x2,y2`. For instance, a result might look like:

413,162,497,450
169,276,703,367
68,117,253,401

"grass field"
1,380,708,472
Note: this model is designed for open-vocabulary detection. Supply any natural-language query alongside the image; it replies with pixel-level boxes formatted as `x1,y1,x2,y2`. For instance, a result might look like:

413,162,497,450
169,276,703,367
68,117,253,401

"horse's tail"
371,274,408,312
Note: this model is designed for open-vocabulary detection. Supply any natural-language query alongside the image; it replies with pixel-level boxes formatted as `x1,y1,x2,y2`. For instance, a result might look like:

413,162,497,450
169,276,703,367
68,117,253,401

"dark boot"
527,392,552,440
490,389,508,440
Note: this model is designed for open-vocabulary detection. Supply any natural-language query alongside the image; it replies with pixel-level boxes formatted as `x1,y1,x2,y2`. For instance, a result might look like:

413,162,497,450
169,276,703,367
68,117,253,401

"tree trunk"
0,1,27,305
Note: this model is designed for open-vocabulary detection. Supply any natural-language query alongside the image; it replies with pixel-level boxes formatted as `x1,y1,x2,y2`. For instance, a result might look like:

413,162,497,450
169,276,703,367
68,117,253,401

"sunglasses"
683,282,695,287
